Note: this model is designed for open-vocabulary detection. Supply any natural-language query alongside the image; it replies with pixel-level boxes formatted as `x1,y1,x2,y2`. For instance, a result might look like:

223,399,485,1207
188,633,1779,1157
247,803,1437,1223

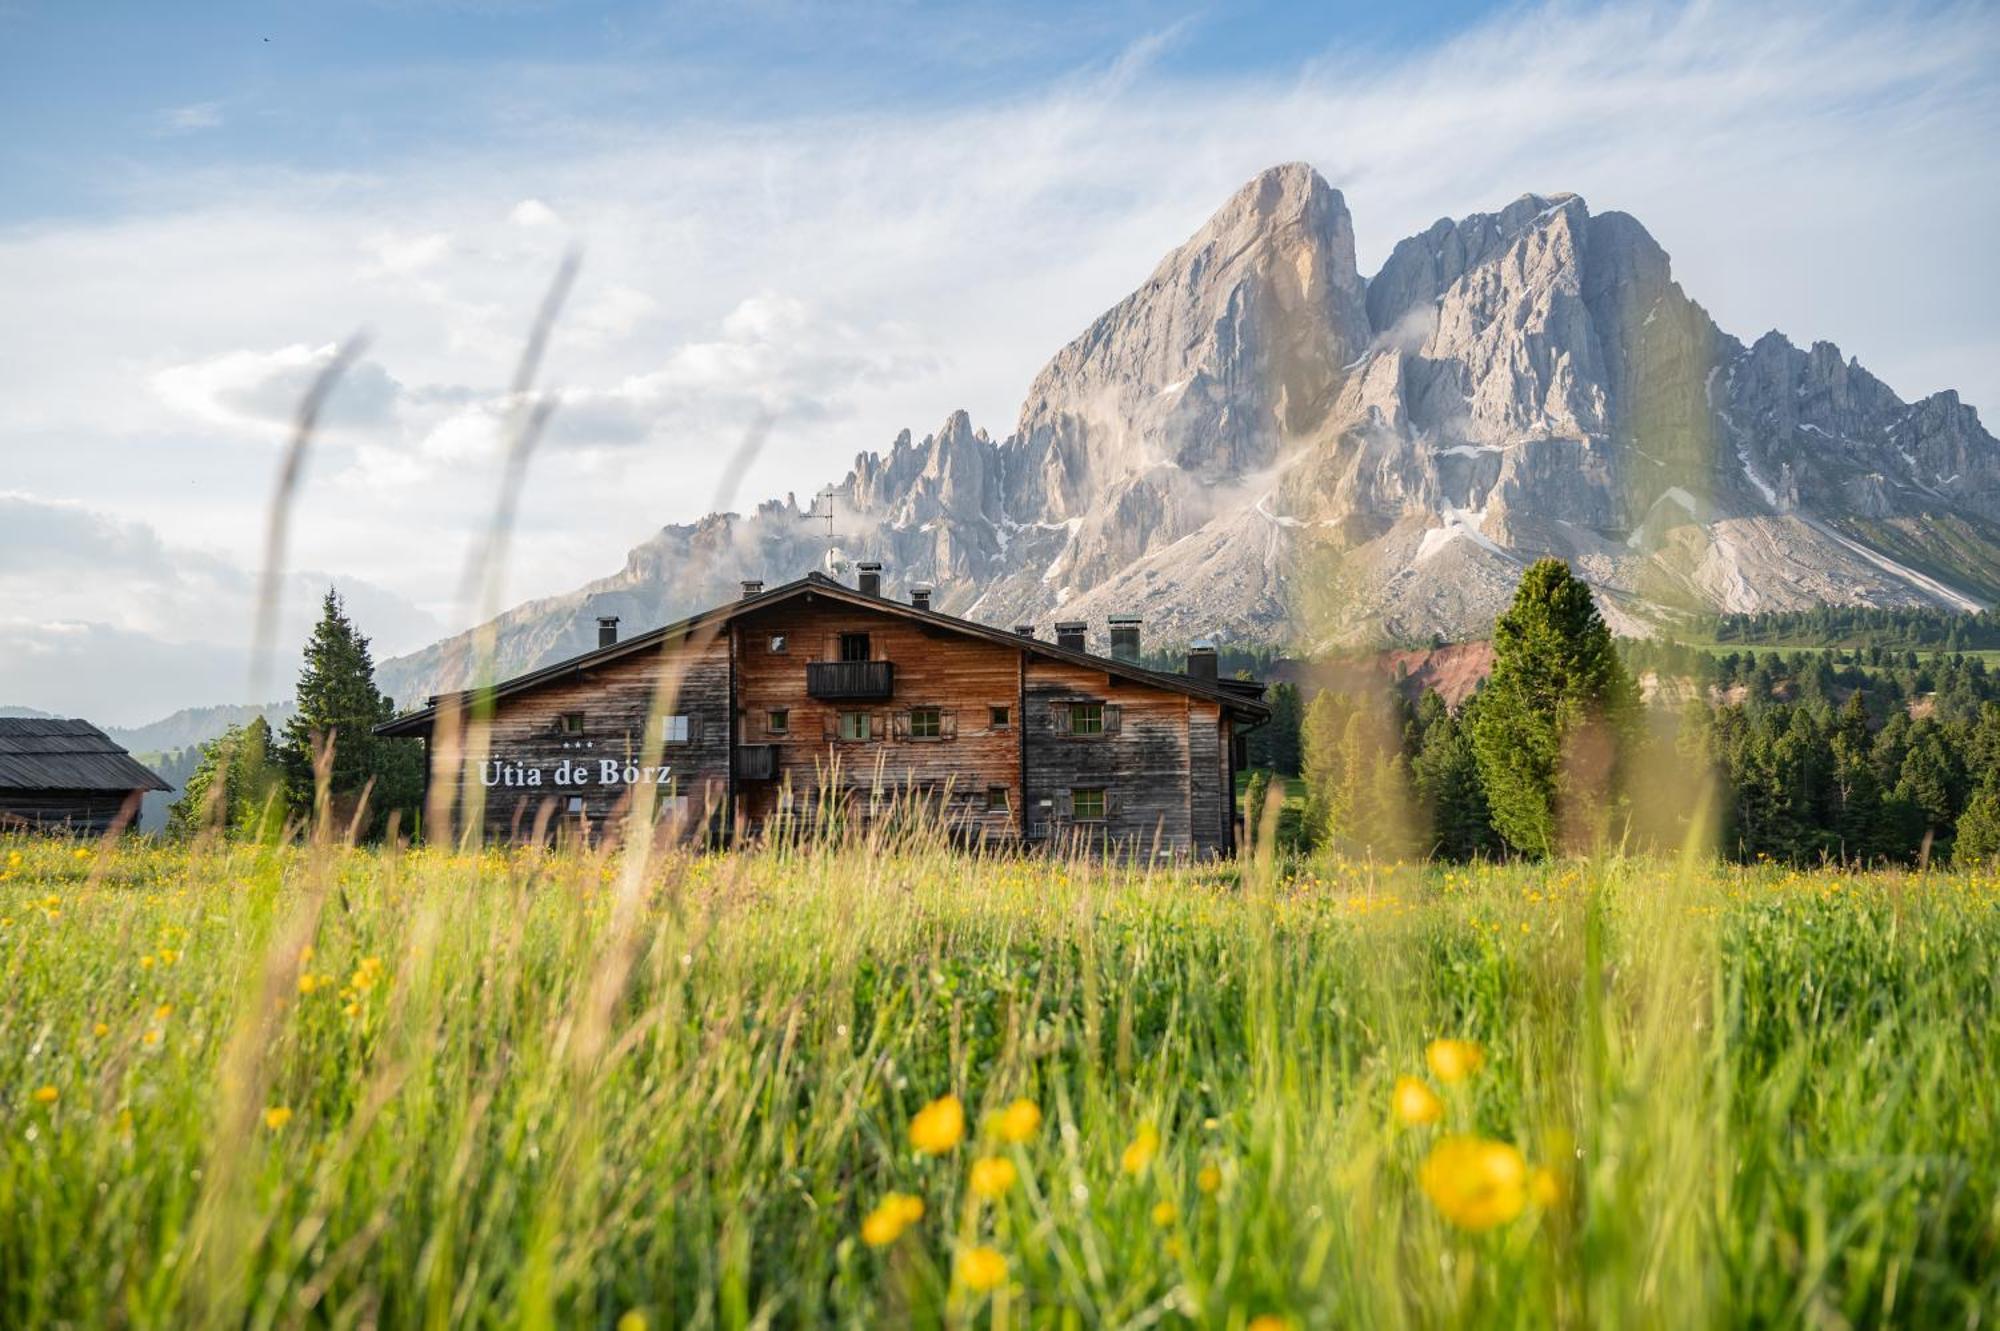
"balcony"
806,659,895,700
735,743,778,781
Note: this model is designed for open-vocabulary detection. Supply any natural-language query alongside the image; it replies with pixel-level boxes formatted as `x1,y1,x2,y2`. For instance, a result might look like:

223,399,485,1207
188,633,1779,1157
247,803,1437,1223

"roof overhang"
375,573,1271,739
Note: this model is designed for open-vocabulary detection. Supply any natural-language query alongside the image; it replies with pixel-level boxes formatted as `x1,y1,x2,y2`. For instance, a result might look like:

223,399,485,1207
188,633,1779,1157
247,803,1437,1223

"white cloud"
0,493,439,726
156,101,223,135
0,0,1995,721
509,198,562,229
150,343,403,438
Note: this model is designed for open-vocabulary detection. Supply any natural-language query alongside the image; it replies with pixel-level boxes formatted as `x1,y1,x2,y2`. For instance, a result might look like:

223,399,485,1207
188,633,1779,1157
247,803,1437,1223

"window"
908,707,940,739
662,714,690,743
1070,702,1104,735
1071,787,1107,821
768,633,788,654
555,712,585,735
986,786,1010,813
839,632,871,662
565,795,584,815
989,705,1010,729
838,711,870,741
767,708,789,736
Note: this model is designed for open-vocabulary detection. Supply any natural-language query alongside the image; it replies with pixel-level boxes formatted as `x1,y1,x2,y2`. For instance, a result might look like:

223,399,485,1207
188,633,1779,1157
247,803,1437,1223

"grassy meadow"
3,833,1997,1329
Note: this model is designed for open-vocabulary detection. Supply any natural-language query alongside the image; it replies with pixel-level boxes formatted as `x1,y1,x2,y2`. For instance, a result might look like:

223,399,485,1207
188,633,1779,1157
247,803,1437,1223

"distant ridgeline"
1705,607,2000,651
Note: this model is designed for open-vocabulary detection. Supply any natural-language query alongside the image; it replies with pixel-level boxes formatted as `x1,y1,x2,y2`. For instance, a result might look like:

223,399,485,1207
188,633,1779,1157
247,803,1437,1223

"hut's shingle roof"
0,719,172,792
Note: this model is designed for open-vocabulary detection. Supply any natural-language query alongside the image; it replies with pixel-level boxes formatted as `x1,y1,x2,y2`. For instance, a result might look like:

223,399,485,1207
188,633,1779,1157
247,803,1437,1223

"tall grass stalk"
3,832,1994,1328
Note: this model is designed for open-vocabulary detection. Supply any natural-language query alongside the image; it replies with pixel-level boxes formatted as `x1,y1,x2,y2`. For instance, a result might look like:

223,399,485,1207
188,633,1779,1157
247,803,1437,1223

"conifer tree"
281,589,423,837
167,716,283,839
1470,559,1639,857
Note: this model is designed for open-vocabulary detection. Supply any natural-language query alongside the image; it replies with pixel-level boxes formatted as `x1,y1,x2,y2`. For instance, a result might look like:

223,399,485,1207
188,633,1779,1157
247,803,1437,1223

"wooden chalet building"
0,718,171,836
378,568,1269,855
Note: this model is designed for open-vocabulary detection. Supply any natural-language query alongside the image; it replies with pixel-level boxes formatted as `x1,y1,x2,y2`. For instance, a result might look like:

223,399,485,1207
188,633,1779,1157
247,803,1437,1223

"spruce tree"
281,589,422,837
1470,559,1639,857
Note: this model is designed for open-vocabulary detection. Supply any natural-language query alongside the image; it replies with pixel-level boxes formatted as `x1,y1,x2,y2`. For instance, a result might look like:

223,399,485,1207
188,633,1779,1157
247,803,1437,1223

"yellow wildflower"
298,974,318,995
1529,1165,1562,1208
1248,1317,1290,1331
968,1155,1017,1201
1197,1163,1223,1194
860,1191,924,1246
157,949,177,965
1420,1136,1528,1231
954,1245,1007,1293
1121,1123,1160,1175
1393,1076,1444,1127
32,1085,59,1105
1425,1039,1485,1085
73,847,90,860
263,1106,293,1131
141,1030,161,1046
909,1094,966,1154
6,850,20,867
1151,1200,1177,1227
991,1097,1043,1143
616,1313,647,1331
92,1022,109,1037
154,1003,173,1021
139,955,155,970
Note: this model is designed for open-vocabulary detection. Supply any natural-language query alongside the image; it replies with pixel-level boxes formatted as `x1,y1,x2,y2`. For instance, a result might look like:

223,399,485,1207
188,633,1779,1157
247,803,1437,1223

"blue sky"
1,0,1996,722
4,0,1498,221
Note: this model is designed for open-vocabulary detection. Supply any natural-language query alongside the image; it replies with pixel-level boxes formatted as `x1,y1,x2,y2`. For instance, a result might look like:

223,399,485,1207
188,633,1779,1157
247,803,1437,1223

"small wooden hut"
0,718,170,836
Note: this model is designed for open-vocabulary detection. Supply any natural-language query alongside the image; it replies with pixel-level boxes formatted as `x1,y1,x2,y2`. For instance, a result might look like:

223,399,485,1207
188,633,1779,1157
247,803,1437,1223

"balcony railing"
735,744,778,781
806,659,895,700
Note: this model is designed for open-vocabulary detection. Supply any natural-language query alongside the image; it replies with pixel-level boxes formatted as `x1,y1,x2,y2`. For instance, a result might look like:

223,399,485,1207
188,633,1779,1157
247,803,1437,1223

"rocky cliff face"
378,164,1999,704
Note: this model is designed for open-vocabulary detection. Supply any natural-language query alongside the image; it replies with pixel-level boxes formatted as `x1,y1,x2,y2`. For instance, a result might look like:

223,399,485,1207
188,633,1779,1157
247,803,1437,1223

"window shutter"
1103,704,1122,734
1057,789,1072,818
822,712,838,741
1050,701,1071,734
870,712,885,740
1107,789,1124,817
823,635,839,662
939,709,957,740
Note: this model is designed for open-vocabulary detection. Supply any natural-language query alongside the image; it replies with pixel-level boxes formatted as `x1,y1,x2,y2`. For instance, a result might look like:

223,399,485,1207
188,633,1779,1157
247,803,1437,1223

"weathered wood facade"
0,719,170,837
379,573,1268,855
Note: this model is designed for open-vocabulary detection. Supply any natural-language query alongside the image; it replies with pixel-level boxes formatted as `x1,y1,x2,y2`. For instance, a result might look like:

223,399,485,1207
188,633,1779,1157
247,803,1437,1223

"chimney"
1108,614,1143,663
910,584,932,612
597,616,620,649
1054,621,1087,653
1186,639,1218,681
1013,623,1036,638
856,561,883,597
740,579,764,599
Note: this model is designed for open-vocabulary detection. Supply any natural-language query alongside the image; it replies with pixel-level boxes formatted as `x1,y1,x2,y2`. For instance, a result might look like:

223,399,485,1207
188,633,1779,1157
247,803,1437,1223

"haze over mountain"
378,163,1998,705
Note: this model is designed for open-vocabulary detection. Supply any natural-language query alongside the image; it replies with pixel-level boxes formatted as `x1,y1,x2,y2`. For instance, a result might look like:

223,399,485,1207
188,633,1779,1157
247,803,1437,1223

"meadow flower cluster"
2,835,1995,1327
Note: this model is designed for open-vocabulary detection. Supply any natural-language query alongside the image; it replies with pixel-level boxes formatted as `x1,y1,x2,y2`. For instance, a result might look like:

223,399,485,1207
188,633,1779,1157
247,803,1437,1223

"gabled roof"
0,719,172,793
377,572,1269,737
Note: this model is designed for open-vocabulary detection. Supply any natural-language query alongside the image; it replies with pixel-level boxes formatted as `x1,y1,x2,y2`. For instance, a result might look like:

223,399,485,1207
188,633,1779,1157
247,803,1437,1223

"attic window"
555,712,585,735
662,714,690,744
768,633,788,654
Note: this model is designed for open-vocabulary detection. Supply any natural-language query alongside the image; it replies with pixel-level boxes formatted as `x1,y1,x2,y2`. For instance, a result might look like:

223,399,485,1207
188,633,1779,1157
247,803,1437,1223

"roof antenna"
808,484,845,575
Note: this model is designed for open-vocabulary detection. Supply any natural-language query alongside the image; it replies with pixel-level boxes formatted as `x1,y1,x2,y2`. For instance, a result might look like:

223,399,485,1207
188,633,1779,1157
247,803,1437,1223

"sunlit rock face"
379,165,1999,702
